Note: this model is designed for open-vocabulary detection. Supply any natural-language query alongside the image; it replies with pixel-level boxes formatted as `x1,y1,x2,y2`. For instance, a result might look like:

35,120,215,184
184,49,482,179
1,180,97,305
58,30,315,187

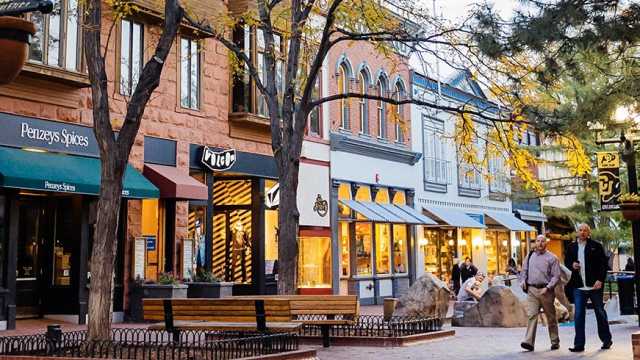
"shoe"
551,344,560,350
602,341,613,350
569,347,584,352
520,342,534,351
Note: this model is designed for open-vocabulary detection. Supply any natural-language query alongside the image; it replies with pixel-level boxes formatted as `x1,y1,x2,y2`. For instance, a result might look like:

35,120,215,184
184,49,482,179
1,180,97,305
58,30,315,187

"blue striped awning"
484,210,533,231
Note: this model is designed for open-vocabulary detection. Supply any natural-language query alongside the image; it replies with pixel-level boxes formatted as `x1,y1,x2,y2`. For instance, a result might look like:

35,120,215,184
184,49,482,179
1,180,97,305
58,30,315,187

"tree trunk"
87,157,126,340
277,159,301,295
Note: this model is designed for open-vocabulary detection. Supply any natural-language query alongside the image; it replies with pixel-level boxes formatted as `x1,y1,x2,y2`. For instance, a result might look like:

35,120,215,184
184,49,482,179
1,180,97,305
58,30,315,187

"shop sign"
0,113,99,156
133,237,146,280
145,235,156,250
466,213,484,225
44,181,76,193
313,194,328,217
265,182,280,209
0,0,52,16
597,151,621,211
201,147,236,171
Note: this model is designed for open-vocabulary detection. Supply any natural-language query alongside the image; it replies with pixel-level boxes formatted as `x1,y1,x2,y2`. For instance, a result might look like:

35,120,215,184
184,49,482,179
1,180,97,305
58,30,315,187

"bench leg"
321,324,331,348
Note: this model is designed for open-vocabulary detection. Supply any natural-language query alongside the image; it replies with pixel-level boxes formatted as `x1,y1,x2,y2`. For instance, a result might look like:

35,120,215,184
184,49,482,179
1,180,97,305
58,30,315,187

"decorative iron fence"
0,326,299,360
297,315,443,338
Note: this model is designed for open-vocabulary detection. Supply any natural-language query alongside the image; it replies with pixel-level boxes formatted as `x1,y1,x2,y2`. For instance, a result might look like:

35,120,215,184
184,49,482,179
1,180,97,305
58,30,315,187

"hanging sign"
597,151,621,211
265,183,280,209
0,0,52,16
201,147,236,171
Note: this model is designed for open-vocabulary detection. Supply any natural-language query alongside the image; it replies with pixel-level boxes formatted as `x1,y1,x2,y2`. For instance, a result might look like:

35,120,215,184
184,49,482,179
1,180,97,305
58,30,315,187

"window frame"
394,81,405,143
376,77,387,139
423,114,449,185
358,70,369,135
179,37,201,110
306,70,323,138
338,64,350,130
119,18,144,97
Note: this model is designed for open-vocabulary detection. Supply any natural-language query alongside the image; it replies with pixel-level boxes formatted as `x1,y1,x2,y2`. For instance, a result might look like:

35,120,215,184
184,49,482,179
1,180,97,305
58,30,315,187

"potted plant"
619,193,640,221
0,17,36,84
128,272,188,322
186,269,233,298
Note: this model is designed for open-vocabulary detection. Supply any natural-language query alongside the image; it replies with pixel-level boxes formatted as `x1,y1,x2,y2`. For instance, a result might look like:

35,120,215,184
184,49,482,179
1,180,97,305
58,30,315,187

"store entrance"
213,209,253,284
16,196,76,318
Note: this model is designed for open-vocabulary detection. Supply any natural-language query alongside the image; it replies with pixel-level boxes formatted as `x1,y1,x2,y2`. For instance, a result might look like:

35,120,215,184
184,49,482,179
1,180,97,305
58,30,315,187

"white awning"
379,203,437,225
339,200,386,221
484,210,534,231
422,206,486,228
515,209,547,222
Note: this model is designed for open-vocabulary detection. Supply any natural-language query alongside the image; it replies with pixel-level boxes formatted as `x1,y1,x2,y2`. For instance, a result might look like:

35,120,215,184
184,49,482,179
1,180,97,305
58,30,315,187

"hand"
540,287,548,295
572,262,581,270
593,280,603,290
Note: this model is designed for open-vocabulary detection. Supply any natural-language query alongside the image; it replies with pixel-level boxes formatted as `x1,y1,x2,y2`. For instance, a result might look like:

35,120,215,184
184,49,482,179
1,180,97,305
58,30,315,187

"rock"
453,285,527,327
392,273,450,318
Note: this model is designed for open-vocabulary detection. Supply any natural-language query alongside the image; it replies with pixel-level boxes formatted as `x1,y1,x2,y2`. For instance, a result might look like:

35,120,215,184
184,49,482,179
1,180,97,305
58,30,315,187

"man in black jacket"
564,223,612,352
460,257,478,283
451,258,461,296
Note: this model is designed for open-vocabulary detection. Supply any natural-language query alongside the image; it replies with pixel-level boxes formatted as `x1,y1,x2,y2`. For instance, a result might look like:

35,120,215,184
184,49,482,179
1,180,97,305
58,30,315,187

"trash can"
617,274,635,315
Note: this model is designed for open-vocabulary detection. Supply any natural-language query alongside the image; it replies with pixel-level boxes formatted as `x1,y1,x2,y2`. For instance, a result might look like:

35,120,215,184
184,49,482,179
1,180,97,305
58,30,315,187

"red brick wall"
326,40,411,145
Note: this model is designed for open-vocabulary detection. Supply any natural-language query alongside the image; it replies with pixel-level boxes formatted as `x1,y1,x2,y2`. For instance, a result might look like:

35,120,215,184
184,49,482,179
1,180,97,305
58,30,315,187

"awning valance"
0,146,159,198
515,209,547,222
143,164,208,200
484,210,533,231
422,206,486,228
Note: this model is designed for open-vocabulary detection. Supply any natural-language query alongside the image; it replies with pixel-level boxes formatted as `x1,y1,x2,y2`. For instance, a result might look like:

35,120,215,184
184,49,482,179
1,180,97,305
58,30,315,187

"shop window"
265,200,278,277
374,188,390,204
120,19,144,96
298,237,331,288
440,229,456,281
375,223,390,274
338,183,352,218
52,198,73,286
141,199,163,282
213,210,252,283
459,229,472,261
188,205,207,277
28,0,82,72
422,229,439,275
355,222,372,276
485,230,498,275
339,221,350,277
213,180,252,205
392,225,407,273
392,190,406,205
180,37,200,110
498,231,510,275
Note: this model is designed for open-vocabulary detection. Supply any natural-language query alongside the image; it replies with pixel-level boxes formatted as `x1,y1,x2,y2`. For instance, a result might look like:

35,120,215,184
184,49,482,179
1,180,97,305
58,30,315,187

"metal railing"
0,326,299,360
297,315,442,338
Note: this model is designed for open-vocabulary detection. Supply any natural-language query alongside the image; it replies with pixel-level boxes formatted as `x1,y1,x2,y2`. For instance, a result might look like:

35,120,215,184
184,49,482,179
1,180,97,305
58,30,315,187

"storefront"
513,200,546,264
335,182,435,304
0,112,159,329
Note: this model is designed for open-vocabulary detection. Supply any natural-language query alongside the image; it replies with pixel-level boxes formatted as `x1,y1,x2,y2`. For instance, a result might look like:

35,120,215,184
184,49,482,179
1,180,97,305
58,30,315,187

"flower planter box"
187,282,233,298
0,17,36,84
128,284,188,322
620,203,640,221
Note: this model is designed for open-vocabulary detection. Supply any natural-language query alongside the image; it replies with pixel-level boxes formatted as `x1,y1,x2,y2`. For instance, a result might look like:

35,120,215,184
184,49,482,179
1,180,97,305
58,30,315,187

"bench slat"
148,321,302,332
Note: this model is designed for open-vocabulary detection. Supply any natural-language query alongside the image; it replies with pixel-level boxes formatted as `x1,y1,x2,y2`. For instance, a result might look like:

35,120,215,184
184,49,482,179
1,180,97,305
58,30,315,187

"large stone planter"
0,17,36,84
128,284,188,322
187,282,233,298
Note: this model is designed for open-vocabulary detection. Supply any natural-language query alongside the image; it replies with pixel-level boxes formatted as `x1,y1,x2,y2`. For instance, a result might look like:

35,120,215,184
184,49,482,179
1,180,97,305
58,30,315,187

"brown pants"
523,287,559,347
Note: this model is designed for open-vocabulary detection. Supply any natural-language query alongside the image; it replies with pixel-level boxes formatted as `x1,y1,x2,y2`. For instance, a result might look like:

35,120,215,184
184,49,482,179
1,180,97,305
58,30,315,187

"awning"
422,206,486,228
484,210,533,231
515,209,547,222
0,146,159,198
361,202,405,223
379,203,437,225
339,199,386,222
143,164,208,200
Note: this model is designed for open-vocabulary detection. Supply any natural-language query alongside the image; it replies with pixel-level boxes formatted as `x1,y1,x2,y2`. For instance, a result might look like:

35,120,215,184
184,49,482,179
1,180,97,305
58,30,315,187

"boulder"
453,285,527,327
392,273,450,318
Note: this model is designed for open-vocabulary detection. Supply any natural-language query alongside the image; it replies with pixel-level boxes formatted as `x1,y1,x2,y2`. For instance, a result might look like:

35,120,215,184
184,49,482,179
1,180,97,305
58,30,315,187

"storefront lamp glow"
448,239,454,246
483,239,491,247
459,239,467,246
502,240,508,247
472,237,482,247
419,238,428,246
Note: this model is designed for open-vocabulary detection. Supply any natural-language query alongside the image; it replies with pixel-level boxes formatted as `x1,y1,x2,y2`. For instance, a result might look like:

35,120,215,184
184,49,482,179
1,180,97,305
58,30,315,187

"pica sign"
201,147,236,171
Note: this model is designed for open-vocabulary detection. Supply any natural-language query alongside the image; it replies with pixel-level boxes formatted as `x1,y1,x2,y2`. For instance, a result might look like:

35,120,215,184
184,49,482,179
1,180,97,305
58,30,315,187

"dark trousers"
573,288,612,348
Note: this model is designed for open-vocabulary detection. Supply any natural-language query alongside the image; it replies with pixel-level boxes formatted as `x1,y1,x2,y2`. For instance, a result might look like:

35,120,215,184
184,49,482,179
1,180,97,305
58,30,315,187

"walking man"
520,235,561,351
565,223,613,352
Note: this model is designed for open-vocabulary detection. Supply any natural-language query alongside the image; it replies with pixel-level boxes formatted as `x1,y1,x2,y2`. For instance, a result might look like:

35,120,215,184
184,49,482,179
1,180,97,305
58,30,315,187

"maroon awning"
143,164,208,200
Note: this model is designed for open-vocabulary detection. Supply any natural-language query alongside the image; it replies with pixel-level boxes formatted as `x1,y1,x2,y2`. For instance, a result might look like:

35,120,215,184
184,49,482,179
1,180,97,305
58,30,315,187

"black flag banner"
597,151,621,211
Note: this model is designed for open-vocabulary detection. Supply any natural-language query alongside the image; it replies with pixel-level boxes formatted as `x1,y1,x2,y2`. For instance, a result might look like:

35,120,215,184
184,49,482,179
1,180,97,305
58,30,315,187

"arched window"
394,81,405,142
377,76,387,139
358,70,369,134
337,64,350,129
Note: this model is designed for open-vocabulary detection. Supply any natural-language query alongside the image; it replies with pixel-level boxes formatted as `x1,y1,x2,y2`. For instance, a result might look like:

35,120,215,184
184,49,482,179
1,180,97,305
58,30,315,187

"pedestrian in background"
520,235,561,352
452,258,461,296
565,223,612,352
460,257,478,283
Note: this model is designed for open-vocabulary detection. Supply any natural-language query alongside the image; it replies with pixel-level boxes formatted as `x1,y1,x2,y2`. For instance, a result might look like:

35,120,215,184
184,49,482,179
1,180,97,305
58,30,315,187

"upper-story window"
231,27,283,116
358,70,369,135
307,72,322,137
376,76,387,139
423,114,449,185
488,155,509,194
28,0,81,72
458,126,482,191
394,81,405,143
338,64,350,129
180,38,200,110
120,19,144,96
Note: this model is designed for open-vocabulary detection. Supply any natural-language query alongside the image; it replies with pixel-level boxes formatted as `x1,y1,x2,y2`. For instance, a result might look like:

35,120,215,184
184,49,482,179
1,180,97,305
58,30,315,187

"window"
180,38,200,110
28,0,81,71
423,115,449,185
394,81,405,142
338,64,350,129
375,224,390,274
307,72,322,136
393,225,408,273
298,237,331,288
458,132,482,190
355,223,372,275
120,19,144,96
358,70,369,134
488,155,509,193
376,77,387,139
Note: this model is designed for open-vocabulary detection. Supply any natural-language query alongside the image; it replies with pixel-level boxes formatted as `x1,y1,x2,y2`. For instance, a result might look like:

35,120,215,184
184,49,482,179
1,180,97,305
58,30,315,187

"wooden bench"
142,298,301,340
236,295,359,347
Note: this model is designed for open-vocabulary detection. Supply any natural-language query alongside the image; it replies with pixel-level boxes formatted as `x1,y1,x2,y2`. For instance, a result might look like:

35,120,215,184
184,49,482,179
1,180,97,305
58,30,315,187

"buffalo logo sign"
265,183,280,209
201,147,236,171
597,151,621,211
313,194,328,217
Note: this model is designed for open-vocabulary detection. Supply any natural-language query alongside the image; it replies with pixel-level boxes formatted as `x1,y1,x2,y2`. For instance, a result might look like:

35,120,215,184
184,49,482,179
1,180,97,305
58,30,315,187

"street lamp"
591,109,640,326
